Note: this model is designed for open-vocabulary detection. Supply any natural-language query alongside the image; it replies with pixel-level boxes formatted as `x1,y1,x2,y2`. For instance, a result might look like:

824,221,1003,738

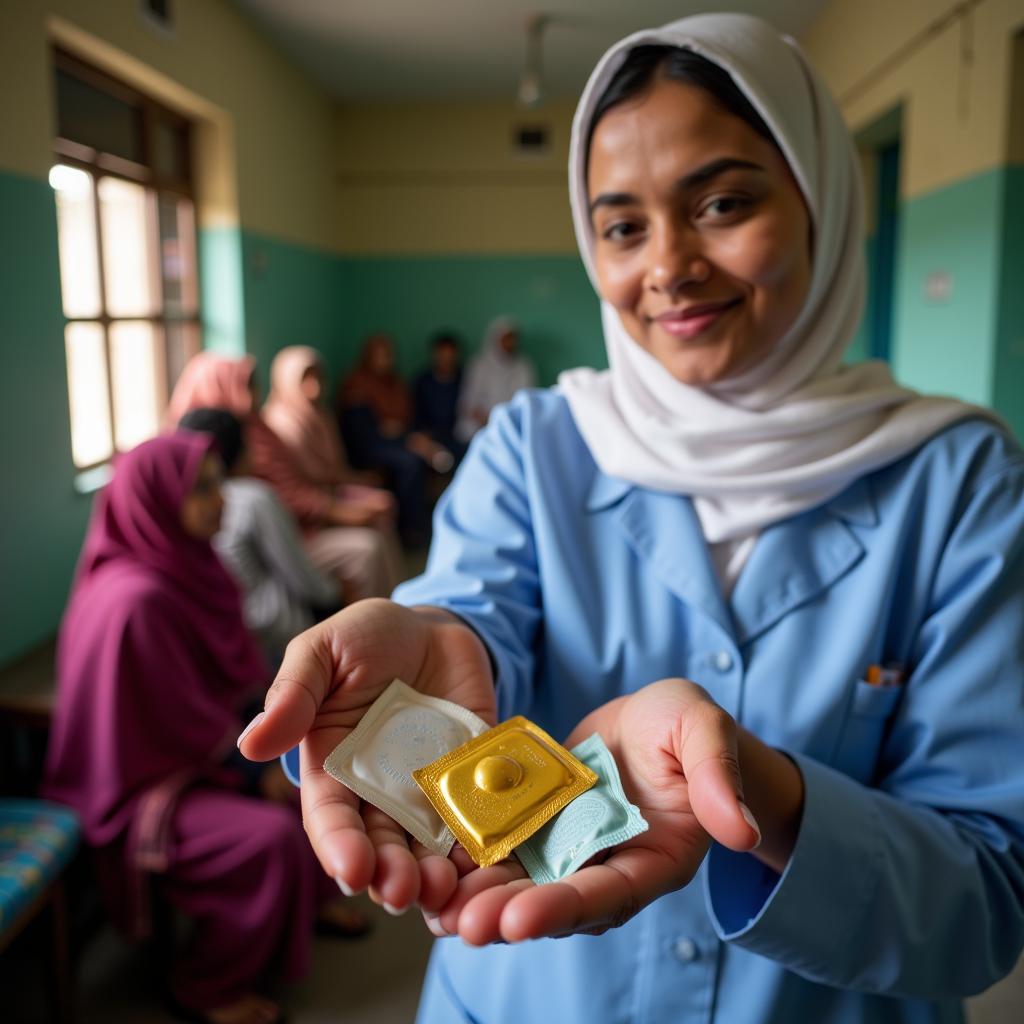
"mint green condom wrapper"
514,733,648,884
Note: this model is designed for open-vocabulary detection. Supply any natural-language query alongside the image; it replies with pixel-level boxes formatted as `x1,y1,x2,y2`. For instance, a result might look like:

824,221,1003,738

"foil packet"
514,732,648,884
323,679,488,856
413,715,598,867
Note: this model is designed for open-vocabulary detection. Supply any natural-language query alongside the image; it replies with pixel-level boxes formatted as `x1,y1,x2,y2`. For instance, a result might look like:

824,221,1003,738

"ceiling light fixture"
518,12,549,108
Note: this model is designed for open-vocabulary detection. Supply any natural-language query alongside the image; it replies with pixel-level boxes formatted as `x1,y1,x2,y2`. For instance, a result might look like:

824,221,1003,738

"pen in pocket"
866,663,906,688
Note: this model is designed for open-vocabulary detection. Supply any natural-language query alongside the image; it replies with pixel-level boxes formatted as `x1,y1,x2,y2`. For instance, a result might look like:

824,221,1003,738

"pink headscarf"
164,352,257,426
43,433,268,850
263,346,350,487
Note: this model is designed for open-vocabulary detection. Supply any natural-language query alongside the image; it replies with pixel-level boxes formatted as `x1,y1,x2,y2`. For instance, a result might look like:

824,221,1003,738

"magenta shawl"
43,433,268,854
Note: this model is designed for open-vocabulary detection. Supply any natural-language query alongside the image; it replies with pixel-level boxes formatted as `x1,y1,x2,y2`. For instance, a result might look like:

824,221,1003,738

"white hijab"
559,13,989,543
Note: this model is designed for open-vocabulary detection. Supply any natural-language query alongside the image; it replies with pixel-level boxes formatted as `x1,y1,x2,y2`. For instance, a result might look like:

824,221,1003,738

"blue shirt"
393,389,1024,1024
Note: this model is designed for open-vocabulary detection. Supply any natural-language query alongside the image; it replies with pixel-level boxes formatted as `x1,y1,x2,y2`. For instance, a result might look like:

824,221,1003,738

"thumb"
237,628,335,762
678,706,761,853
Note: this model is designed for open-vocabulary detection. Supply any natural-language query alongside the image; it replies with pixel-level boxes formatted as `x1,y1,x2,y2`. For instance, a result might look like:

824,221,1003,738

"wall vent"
513,124,550,156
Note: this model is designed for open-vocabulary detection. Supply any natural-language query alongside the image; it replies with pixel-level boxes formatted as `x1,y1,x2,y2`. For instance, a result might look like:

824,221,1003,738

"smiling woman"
236,13,1024,1024
585,52,812,385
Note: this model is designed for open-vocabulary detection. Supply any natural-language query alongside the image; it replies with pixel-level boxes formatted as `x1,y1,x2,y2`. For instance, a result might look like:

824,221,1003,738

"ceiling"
232,1,831,103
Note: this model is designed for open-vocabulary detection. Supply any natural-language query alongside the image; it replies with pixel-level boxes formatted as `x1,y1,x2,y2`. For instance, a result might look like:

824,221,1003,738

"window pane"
65,322,113,467
159,195,198,316
55,68,144,163
110,321,164,451
154,115,189,184
51,164,102,318
98,177,159,317
166,321,201,391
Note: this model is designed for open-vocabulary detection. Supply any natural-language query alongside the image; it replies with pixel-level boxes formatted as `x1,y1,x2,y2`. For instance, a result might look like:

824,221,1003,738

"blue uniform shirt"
393,389,1024,1024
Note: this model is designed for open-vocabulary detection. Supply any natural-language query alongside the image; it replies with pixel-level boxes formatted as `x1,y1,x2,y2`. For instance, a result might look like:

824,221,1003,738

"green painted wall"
199,226,247,356
0,170,90,667
5,165,1020,669
230,244,604,400
845,236,876,366
333,255,603,387
240,231,345,379
993,165,1024,442
892,169,1003,407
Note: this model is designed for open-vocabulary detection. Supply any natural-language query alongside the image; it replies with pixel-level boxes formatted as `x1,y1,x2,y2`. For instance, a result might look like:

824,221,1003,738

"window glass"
159,195,198,316
166,321,202,390
154,115,189,184
98,177,159,317
110,321,164,451
65,322,113,467
51,164,101,319
55,68,144,163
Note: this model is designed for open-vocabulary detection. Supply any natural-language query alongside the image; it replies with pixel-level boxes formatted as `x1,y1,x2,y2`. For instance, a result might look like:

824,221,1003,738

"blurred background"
0,1,1022,1021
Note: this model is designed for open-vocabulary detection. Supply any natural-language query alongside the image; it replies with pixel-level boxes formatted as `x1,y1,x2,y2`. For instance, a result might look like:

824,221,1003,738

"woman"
454,316,536,443
42,434,360,1024
239,13,1024,1024
167,351,402,601
337,335,452,542
178,407,342,664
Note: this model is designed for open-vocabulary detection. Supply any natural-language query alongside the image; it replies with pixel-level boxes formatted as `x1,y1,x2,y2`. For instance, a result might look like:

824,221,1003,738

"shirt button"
714,650,734,672
673,937,699,963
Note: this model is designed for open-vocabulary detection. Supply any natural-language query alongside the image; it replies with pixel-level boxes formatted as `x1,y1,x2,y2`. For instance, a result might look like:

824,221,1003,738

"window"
51,50,200,469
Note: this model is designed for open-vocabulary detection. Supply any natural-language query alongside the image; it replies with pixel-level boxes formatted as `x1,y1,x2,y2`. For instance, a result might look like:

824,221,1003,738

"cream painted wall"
802,0,1024,198
335,100,577,254
0,0,335,248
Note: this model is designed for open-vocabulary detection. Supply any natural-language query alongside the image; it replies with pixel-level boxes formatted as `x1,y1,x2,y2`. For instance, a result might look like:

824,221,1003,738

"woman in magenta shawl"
43,433,357,1024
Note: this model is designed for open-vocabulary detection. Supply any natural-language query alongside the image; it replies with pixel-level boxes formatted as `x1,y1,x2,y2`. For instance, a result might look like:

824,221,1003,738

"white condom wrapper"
323,679,489,856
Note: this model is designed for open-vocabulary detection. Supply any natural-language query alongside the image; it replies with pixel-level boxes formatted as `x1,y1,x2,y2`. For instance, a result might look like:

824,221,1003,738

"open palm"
239,598,497,912
432,679,760,944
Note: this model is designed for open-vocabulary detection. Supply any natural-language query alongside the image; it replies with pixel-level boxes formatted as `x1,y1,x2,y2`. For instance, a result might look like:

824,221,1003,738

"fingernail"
423,913,449,938
383,902,408,917
335,877,355,897
739,802,762,847
236,712,265,749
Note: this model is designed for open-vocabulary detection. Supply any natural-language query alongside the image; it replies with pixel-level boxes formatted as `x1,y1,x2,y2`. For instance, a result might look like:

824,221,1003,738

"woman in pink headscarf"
43,434,360,1024
167,351,401,602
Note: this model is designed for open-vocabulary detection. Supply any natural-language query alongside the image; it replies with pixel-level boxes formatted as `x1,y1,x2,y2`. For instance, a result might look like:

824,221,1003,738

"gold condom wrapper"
412,716,598,867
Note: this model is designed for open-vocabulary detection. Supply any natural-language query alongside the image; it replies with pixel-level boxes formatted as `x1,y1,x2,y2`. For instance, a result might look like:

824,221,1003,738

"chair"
0,799,80,1023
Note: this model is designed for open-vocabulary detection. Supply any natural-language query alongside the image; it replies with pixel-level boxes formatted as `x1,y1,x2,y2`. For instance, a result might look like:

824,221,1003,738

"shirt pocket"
829,679,903,783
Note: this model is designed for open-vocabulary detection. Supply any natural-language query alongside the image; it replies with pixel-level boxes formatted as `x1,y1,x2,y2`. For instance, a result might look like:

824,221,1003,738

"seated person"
43,433,365,1024
336,335,451,544
454,316,536,443
179,407,342,665
167,351,402,601
413,331,466,463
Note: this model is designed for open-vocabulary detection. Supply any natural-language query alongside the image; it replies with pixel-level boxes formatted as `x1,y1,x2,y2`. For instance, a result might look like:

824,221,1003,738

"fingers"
496,847,669,941
363,805,421,912
458,878,534,946
298,745,376,892
438,860,527,935
678,703,761,852
412,843,459,913
239,629,336,761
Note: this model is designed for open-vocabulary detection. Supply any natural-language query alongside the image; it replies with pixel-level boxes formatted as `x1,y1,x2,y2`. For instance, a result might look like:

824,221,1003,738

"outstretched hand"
429,678,761,945
237,599,497,913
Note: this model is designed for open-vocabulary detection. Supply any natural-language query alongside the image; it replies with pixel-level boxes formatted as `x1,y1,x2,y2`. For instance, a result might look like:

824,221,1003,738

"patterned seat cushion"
0,799,79,936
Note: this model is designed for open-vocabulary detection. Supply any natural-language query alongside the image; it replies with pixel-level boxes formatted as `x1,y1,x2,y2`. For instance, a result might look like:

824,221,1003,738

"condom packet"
323,679,489,856
514,732,648,884
412,716,599,867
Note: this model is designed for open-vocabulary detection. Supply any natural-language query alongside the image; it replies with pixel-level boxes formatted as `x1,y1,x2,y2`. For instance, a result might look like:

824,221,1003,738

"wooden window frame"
53,48,201,471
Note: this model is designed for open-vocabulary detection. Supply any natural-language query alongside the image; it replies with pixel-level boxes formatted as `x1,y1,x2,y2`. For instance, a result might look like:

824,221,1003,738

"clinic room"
1,0,1023,1022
